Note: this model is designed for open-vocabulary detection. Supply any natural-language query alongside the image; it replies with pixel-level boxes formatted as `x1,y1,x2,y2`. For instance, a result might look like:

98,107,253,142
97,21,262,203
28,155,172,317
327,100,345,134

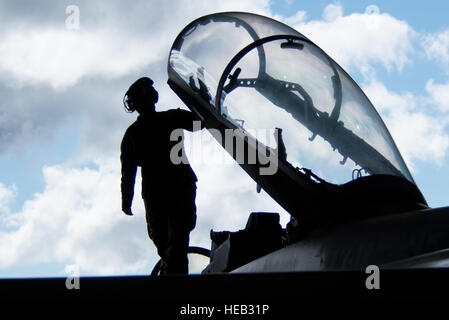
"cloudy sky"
1,0,449,278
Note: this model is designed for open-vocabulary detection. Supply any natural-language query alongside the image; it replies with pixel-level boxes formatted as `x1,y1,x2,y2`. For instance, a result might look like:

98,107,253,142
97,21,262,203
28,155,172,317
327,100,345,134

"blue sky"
0,0,448,278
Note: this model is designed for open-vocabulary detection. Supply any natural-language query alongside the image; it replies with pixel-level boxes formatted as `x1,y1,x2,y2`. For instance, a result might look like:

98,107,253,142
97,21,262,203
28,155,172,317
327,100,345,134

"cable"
150,246,211,276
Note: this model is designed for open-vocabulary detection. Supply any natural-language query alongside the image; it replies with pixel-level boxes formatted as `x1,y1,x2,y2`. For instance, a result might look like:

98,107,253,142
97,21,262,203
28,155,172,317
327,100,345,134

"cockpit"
167,12,427,224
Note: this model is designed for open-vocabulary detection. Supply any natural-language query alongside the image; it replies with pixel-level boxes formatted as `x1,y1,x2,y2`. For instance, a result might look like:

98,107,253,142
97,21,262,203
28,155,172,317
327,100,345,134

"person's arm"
120,128,137,216
173,108,205,132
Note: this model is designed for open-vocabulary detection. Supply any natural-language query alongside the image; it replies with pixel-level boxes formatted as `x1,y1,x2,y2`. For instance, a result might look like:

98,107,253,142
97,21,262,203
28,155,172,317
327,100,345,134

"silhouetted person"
121,77,202,275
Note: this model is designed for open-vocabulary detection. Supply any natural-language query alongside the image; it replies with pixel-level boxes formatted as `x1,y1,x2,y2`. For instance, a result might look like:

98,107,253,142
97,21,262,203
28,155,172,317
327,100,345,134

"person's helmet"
123,77,159,113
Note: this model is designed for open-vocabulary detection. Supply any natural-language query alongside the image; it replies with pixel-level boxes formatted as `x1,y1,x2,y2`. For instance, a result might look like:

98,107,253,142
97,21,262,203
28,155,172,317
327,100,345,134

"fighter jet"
163,11,449,274
2,11,447,303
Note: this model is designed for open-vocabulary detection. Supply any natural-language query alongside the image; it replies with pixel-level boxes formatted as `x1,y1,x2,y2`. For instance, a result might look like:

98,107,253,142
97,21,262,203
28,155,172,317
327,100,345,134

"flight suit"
120,109,199,274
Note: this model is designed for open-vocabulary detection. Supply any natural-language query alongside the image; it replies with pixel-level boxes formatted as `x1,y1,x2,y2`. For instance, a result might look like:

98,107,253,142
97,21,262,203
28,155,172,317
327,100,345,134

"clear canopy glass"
169,12,414,185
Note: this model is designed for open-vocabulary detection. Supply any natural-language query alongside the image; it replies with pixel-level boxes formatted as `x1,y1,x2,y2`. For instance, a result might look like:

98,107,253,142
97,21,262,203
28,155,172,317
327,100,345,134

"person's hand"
122,206,133,216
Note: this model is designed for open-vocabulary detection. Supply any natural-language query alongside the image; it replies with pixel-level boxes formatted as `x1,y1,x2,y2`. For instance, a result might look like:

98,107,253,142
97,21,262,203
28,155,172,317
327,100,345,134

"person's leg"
165,184,197,274
165,226,190,274
144,198,169,270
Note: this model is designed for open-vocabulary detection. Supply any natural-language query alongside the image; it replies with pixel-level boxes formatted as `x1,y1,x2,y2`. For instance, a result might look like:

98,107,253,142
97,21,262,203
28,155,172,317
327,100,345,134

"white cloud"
323,3,343,22
284,4,415,76
0,0,272,90
0,0,275,156
425,79,449,112
0,183,16,219
279,4,449,173
0,183,16,207
279,10,307,26
423,28,449,69
0,160,155,275
363,80,449,170
0,28,167,89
